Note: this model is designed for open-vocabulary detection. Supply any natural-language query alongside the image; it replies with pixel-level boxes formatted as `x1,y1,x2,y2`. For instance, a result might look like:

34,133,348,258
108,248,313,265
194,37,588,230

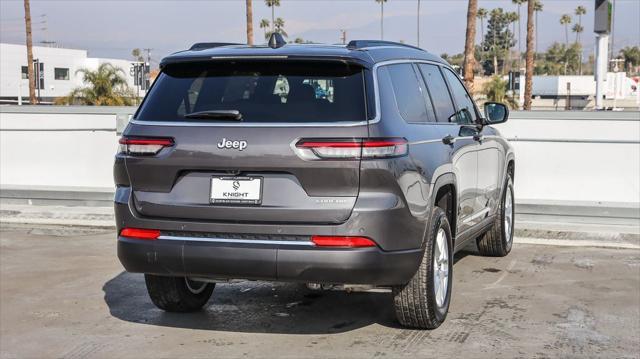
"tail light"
295,138,408,160
120,228,160,240
311,235,376,248
119,137,174,155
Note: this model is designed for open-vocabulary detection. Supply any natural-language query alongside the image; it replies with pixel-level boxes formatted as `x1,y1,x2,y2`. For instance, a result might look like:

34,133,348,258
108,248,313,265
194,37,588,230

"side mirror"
483,102,509,125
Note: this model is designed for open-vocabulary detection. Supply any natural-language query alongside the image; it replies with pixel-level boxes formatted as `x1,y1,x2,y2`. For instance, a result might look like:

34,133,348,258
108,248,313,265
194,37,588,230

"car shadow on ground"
103,250,474,334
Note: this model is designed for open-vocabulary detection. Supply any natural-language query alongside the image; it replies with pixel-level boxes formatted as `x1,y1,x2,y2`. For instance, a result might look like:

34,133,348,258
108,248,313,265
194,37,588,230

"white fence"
1,106,639,211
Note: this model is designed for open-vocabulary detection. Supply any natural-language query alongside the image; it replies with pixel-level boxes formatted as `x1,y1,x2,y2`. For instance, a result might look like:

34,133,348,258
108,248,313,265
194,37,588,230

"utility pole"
23,0,36,104
340,29,347,45
417,0,421,48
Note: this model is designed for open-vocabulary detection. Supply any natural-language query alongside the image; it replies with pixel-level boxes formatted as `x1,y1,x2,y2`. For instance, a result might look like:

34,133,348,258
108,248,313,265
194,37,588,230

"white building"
0,43,146,104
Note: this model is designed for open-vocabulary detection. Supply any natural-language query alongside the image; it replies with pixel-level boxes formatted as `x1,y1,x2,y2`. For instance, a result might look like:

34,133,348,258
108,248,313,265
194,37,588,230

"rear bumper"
115,186,426,285
118,236,422,285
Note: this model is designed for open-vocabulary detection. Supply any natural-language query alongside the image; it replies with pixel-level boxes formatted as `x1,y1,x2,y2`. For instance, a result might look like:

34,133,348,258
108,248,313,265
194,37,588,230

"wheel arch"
431,173,458,241
501,153,516,202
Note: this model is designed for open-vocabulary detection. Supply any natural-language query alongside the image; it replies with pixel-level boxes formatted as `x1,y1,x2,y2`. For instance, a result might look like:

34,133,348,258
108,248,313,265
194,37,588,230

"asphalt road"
1,225,639,358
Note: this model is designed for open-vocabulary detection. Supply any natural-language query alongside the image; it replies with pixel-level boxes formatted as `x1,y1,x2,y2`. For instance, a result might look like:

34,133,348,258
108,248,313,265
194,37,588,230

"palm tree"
572,24,584,44
512,0,526,69
619,46,640,73
524,0,535,110
575,6,586,27
246,0,254,45
574,5,586,44
476,7,487,72
131,48,144,62
560,14,572,46
376,0,387,40
265,0,280,32
506,11,519,71
572,5,587,75
572,23,584,74
483,76,519,109
534,0,543,54
462,0,478,92
55,63,135,106
477,8,487,44
274,17,287,38
259,18,270,40
488,8,503,75
23,0,36,104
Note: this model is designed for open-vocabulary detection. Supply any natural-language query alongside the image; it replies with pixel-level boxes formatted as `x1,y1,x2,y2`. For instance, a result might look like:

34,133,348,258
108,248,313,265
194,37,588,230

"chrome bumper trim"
157,235,315,246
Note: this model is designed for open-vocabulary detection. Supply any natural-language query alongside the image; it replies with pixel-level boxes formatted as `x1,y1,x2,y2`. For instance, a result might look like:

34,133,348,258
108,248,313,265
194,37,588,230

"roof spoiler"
189,42,242,51
347,40,424,52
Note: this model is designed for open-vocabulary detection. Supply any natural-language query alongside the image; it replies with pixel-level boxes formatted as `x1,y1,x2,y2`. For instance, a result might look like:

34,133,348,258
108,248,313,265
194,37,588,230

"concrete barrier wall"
1,106,639,208
494,111,640,206
0,107,131,191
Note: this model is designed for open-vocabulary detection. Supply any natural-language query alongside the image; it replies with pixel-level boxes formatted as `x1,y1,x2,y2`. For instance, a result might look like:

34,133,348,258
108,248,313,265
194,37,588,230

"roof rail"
189,42,242,51
346,40,423,52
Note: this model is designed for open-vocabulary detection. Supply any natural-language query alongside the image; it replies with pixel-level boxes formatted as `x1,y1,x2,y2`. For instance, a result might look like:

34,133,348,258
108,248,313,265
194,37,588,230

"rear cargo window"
136,61,367,123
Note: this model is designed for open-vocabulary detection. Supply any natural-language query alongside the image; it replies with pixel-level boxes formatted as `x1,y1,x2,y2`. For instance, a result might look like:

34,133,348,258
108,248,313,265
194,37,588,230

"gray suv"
115,36,515,329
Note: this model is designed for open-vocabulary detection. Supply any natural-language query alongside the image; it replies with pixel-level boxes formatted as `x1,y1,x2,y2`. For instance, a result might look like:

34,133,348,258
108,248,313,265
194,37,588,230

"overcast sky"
1,0,638,66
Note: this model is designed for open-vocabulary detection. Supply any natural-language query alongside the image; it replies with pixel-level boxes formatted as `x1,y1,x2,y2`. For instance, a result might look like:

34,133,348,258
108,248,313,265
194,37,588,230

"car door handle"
473,134,484,142
442,135,456,145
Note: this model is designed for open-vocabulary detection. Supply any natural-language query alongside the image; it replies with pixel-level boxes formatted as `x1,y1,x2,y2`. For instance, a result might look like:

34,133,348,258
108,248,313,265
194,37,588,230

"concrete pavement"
1,224,639,358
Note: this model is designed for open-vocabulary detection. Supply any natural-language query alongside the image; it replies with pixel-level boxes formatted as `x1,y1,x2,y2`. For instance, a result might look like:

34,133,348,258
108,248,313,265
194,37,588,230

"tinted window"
417,64,456,122
385,64,435,123
442,68,477,125
136,61,366,123
54,68,69,80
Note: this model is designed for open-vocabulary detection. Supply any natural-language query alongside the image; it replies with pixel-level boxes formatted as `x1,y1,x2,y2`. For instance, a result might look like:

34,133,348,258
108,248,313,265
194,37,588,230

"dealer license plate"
210,176,262,205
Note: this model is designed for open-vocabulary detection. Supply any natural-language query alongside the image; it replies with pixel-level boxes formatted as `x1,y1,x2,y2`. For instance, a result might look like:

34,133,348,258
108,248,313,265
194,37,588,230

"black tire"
392,207,453,329
477,175,514,257
144,274,215,312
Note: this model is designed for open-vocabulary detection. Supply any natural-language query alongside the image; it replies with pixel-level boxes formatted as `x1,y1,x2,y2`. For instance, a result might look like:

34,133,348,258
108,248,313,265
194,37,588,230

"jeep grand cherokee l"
115,36,515,329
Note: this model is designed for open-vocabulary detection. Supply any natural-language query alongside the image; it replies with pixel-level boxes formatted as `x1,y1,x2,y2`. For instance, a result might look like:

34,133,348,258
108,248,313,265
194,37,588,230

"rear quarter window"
136,61,367,124
383,63,435,123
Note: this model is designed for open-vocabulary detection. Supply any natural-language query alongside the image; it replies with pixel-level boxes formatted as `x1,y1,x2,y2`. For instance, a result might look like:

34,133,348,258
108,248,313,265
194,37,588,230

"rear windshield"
135,61,367,123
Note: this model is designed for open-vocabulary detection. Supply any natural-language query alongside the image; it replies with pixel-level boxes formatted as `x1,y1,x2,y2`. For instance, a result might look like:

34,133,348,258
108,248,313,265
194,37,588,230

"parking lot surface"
1,225,639,358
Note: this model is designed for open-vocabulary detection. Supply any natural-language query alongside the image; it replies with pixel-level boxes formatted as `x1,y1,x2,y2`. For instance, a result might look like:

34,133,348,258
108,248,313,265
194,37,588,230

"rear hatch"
121,60,370,224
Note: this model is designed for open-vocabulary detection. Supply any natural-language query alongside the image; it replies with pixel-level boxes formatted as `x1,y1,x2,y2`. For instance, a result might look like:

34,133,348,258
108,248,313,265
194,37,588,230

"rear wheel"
145,274,215,312
477,175,514,257
392,207,453,329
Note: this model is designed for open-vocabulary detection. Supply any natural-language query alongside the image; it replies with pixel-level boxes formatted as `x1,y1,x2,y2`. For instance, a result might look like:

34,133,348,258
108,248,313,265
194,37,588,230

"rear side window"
442,68,478,125
136,61,366,123
385,64,435,123
417,64,456,123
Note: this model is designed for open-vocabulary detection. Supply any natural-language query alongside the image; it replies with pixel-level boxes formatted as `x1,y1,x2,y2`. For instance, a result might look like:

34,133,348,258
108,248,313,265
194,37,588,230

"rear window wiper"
184,110,243,121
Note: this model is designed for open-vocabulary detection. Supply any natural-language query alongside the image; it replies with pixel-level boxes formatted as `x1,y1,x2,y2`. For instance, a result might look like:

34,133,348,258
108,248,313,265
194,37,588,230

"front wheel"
477,175,514,257
145,274,215,312
392,207,453,329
